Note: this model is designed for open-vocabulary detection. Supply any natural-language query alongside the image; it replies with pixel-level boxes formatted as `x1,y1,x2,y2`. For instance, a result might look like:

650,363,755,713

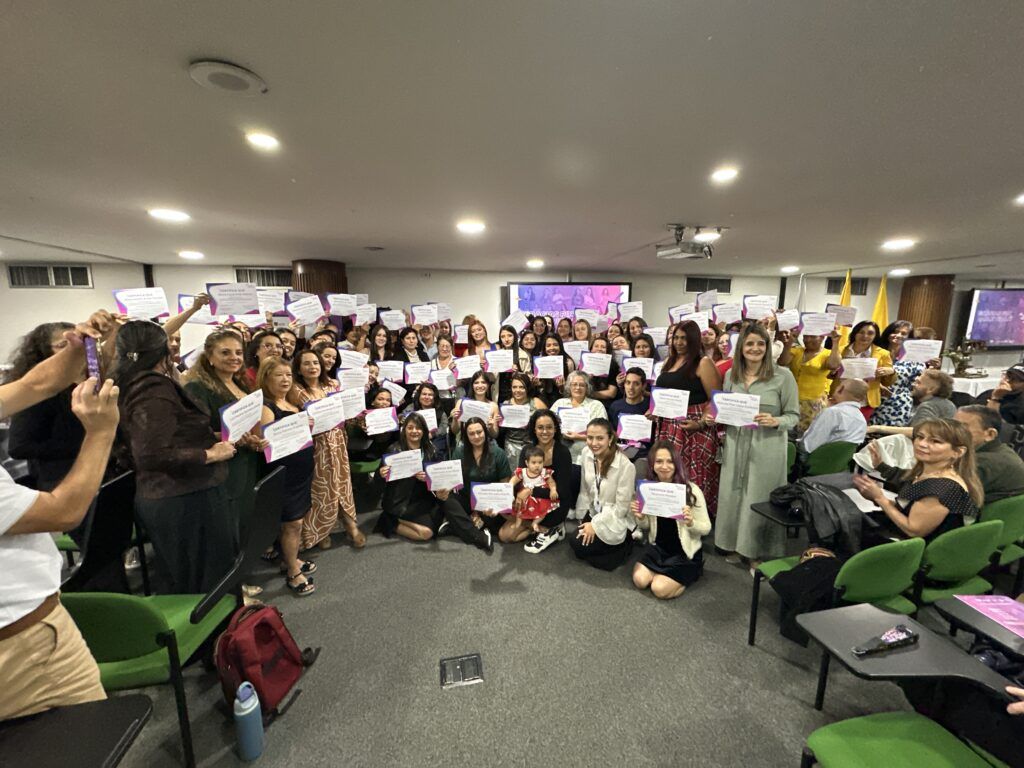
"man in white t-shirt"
0,311,121,721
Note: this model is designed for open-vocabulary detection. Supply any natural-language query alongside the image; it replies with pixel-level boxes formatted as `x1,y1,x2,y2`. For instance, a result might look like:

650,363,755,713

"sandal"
285,573,315,596
279,559,317,575
261,547,281,563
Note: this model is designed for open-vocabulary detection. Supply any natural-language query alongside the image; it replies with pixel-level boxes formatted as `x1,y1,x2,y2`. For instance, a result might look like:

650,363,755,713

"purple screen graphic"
966,290,1024,348
508,283,630,323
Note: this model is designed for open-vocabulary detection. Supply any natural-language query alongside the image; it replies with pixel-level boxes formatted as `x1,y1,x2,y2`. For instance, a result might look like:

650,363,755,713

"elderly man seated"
798,378,869,457
954,405,1024,504
866,369,956,437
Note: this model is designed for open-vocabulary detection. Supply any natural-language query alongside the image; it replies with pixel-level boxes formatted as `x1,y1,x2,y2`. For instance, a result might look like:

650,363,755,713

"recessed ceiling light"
456,219,486,235
693,228,721,243
889,268,911,276
148,208,190,223
780,265,800,274
178,250,205,260
1014,193,1024,206
526,258,545,269
245,132,280,151
881,237,916,251
710,166,739,184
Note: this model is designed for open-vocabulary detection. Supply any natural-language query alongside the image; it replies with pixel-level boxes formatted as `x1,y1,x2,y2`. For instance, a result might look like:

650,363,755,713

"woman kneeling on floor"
569,418,636,571
631,441,711,599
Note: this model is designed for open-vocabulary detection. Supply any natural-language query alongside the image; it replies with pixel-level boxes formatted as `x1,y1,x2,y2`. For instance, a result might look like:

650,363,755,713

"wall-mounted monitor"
965,288,1024,349
505,282,631,322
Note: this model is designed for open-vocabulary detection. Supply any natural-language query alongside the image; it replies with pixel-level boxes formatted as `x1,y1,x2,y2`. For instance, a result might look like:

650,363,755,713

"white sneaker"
524,524,565,554
124,548,140,570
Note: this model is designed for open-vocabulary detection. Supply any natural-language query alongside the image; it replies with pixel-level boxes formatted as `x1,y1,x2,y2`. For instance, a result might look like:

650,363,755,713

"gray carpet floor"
117,509,954,768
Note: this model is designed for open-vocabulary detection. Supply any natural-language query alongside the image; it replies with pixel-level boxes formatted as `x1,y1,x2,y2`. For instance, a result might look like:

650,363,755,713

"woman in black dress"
631,441,711,599
516,409,578,553
258,357,317,596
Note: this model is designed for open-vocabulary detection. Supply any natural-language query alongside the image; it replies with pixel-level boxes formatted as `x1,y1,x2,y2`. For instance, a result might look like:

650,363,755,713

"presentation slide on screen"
508,283,630,323
966,289,1024,347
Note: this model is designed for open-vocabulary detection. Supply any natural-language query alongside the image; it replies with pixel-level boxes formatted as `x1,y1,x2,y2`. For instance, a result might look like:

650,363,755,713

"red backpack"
214,603,319,721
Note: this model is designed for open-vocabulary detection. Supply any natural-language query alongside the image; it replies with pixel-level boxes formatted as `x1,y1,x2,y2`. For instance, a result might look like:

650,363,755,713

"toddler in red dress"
513,446,559,533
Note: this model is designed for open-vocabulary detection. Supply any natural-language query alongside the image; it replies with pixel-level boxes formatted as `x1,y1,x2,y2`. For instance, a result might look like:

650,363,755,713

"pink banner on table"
956,595,1024,638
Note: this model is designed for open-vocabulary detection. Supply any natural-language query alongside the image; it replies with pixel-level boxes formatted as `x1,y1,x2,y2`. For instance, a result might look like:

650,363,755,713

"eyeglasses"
260,343,283,352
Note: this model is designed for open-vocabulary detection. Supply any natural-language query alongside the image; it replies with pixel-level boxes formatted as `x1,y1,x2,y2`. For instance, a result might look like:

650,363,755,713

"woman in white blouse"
568,418,636,571
550,371,609,461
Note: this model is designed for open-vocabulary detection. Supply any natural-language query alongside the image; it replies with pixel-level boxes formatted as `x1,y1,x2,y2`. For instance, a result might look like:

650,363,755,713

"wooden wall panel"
896,274,954,333
291,259,347,295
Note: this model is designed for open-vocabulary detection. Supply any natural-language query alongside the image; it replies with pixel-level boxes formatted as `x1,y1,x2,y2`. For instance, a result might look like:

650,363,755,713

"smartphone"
84,337,102,391
852,625,919,657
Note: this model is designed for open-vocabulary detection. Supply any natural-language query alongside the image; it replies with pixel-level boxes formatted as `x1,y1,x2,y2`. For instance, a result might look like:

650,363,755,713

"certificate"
696,289,718,311
677,312,709,332
430,367,456,391
533,355,565,379
710,391,760,428
286,294,326,326
621,356,655,380
256,289,286,316
649,387,690,419
337,367,369,391
338,387,366,420
459,398,494,423
742,295,777,320
900,339,943,364
563,341,588,364
557,406,590,434
181,347,201,369
616,414,652,443
668,303,696,322
432,302,453,321
499,404,531,429
415,408,439,433
354,304,377,325
470,482,514,514
405,361,432,384
178,294,217,324
636,481,689,519
574,308,600,325
227,313,268,329
453,324,470,344
411,304,438,326
484,349,514,373
712,303,742,326
579,352,611,377
382,380,408,404
286,290,315,304
354,293,369,305
376,360,405,382
304,393,346,435
113,287,169,319
424,459,464,491
840,357,879,380
379,310,407,331
501,310,530,331
645,326,668,345
338,349,370,369
825,303,858,327
326,293,357,316
653,360,665,381
800,312,837,337
617,301,644,321
207,282,259,316
383,449,424,482
263,412,313,462
219,390,263,442
774,309,801,332
454,355,482,380
364,406,400,435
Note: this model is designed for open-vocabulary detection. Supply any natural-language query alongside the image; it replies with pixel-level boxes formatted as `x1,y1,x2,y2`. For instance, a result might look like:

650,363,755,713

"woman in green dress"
708,324,799,567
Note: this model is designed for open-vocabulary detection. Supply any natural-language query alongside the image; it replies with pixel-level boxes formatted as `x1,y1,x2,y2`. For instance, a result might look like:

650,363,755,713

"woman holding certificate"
115,321,237,594
518,330,539,361
376,413,493,551
568,418,636,571
258,357,318,596
493,325,532,403
347,386,397,464
585,336,619,403
451,418,513,535
499,373,547,467
391,326,430,364
243,330,283,386
614,333,658,391
429,334,459,412
838,320,895,416
778,328,842,432
290,350,364,551
450,371,500,442
533,334,575,407
631,441,712,598
367,323,394,362
466,320,496,359
653,321,723,518
711,325,799,567
401,382,450,457
550,372,609,462
556,318,573,342
868,320,922,427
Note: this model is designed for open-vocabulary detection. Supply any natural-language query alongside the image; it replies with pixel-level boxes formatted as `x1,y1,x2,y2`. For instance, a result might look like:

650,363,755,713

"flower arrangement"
943,341,986,376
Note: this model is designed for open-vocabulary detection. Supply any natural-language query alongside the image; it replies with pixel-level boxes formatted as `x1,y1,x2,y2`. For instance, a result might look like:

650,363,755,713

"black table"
934,597,1024,660
751,501,805,538
796,603,1014,711
0,694,152,768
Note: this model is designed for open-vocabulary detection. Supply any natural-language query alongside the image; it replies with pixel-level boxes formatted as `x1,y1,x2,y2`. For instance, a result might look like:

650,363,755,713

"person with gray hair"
550,370,608,461
799,378,869,456
867,369,956,437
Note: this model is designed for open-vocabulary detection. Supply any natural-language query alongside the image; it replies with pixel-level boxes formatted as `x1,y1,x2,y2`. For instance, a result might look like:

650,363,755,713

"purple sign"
508,283,630,324
956,595,1024,638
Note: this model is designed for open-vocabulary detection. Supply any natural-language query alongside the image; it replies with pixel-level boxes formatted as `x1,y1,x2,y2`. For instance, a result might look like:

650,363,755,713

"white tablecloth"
951,376,1002,398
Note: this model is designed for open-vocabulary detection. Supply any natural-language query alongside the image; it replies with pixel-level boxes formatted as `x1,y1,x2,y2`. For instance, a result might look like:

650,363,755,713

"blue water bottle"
233,682,264,761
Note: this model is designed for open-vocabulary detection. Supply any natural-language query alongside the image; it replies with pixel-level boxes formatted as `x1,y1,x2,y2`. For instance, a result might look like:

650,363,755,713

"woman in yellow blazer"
838,321,895,414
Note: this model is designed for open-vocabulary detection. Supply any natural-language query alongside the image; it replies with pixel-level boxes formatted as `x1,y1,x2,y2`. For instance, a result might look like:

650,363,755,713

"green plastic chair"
908,520,1004,606
800,711,1010,767
787,441,797,472
979,494,1024,596
749,538,924,645
350,458,381,475
805,441,858,476
55,533,79,567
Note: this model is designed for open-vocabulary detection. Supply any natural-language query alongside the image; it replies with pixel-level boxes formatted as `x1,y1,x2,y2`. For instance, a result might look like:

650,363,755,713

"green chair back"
922,520,1003,583
979,494,1024,549
806,441,858,476
62,592,169,662
835,538,925,603
787,441,796,471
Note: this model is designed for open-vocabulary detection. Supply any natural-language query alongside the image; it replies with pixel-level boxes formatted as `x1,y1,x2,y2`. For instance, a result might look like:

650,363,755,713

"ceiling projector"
654,224,721,260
